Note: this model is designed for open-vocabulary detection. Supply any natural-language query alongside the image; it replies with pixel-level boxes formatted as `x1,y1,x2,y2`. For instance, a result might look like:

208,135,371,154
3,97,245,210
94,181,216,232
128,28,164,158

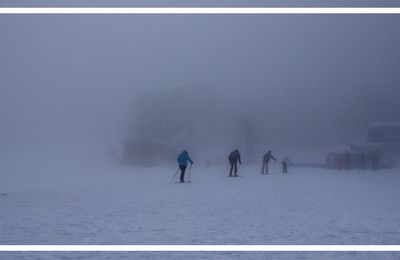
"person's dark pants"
282,162,288,174
179,165,187,182
229,160,238,177
262,161,270,175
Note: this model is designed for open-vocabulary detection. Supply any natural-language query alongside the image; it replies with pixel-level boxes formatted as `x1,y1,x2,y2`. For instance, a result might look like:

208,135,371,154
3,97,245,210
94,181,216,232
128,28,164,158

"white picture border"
1,245,400,251
0,7,399,14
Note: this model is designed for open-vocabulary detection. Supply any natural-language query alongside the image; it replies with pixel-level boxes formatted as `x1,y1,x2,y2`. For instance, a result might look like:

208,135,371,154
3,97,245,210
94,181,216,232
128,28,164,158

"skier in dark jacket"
228,149,241,177
177,150,193,183
262,150,276,175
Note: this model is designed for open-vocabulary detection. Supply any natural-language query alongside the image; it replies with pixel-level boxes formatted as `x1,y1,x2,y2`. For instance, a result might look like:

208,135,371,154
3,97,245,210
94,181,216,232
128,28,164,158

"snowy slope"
1,163,400,259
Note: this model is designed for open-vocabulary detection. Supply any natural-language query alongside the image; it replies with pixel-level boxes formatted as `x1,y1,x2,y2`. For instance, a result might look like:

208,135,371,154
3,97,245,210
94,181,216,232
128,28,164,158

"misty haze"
1,12,400,260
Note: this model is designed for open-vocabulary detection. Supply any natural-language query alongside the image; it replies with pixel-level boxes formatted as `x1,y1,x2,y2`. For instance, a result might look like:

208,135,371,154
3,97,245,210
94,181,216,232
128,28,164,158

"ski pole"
222,164,229,177
261,161,265,175
170,168,180,184
187,164,192,183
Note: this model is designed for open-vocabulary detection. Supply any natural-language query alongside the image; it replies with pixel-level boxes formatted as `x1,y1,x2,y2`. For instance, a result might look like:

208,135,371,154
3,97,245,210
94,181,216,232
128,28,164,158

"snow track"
1,164,400,259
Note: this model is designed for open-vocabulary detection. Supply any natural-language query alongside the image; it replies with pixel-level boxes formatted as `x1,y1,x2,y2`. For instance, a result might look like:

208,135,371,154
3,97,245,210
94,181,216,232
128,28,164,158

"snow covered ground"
1,160,400,259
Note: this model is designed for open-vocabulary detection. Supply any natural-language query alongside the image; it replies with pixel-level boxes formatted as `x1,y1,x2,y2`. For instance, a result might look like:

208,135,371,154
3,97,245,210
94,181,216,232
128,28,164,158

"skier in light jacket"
281,156,289,174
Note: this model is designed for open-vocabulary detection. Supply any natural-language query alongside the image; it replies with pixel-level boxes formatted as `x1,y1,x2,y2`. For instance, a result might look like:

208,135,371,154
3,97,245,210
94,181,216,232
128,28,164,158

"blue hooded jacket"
177,150,193,166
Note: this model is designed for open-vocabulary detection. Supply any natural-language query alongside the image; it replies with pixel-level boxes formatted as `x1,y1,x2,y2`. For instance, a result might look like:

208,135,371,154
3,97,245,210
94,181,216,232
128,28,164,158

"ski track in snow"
1,164,400,259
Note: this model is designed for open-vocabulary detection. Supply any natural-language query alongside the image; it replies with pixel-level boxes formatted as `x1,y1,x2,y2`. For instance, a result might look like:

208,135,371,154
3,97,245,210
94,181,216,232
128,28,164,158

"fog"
1,13,400,189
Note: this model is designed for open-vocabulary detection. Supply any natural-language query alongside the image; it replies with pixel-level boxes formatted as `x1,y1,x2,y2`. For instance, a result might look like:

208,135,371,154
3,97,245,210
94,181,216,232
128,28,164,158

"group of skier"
176,149,289,183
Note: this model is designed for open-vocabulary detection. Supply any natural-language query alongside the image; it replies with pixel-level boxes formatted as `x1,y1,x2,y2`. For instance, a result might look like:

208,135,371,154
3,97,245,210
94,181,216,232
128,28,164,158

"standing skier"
228,149,242,177
281,156,289,174
177,150,193,183
262,150,276,175
344,150,351,170
370,150,378,171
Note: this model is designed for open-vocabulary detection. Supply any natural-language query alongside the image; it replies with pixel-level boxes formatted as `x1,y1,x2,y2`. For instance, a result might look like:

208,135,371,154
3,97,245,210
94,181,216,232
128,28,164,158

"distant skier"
359,152,367,170
228,149,241,177
370,151,378,171
336,153,343,170
262,150,276,175
177,150,193,183
281,156,289,174
344,150,351,170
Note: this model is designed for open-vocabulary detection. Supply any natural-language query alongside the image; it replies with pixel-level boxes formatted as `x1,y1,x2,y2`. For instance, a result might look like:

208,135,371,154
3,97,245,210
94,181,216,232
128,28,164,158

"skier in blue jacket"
177,150,194,183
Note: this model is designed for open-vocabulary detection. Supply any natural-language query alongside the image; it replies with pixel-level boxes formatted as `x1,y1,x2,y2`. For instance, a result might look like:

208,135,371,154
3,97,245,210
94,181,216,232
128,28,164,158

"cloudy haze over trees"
1,2,400,162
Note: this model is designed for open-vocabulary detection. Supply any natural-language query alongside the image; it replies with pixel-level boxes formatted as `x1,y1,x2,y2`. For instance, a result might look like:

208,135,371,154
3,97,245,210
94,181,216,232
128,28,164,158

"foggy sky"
1,11,400,159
